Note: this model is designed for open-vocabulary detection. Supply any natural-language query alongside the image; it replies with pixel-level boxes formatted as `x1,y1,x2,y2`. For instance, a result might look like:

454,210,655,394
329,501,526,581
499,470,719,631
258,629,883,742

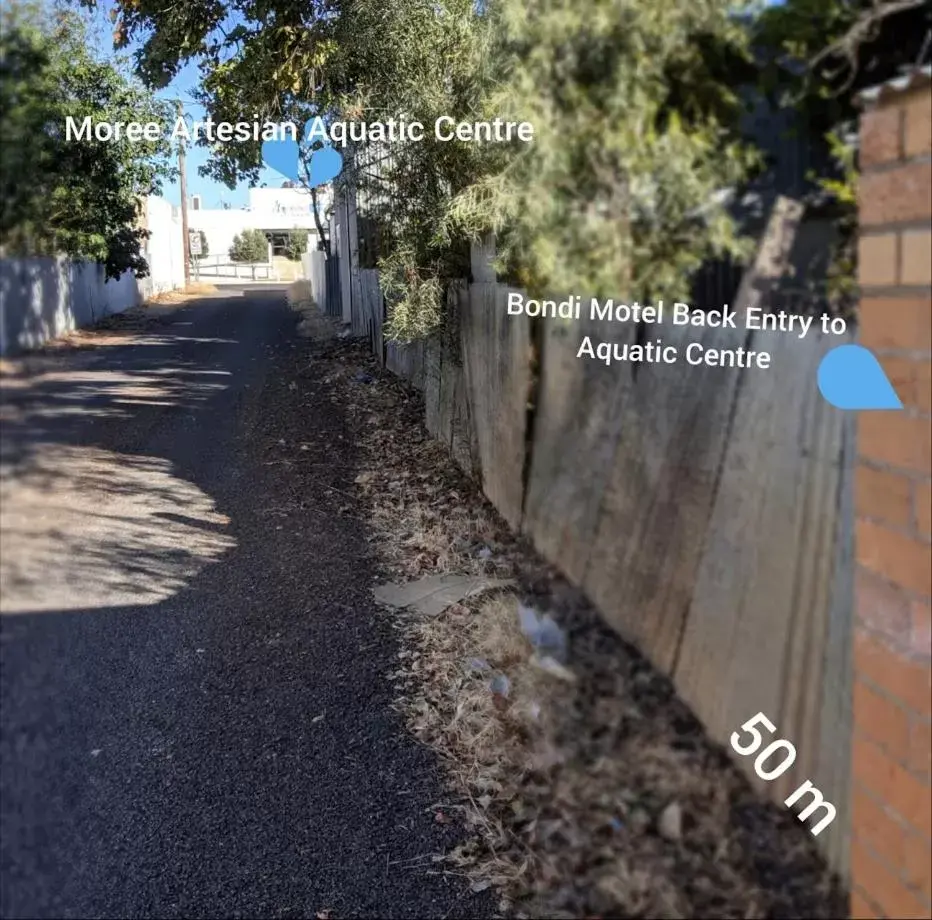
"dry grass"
145,282,218,304
185,281,219,294
291,308,510,579
394,592,573,910
287,281,337,340
393,585,844,919
287,280,315,308
296,327,848,920
365,479,506,578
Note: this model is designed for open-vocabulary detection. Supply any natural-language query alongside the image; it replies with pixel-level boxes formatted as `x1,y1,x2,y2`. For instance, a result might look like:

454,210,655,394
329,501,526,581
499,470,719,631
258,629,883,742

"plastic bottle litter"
530,654,576,683
490,673,511,698
658,801,683,841
517,602,568,662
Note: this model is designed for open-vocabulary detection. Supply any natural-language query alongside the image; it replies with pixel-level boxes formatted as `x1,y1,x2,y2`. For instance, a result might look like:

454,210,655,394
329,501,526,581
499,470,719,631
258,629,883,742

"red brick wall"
852,79,932,920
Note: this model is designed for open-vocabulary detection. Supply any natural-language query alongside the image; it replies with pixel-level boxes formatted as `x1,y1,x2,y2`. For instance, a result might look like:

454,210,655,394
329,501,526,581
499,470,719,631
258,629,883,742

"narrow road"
0,289,486,919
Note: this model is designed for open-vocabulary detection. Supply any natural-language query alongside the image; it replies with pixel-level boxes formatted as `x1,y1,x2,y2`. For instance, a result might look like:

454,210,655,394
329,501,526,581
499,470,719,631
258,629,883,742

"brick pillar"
852,73,932,920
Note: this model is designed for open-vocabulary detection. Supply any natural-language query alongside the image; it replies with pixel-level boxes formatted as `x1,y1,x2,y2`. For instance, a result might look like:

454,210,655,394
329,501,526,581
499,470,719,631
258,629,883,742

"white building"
140,196,186,294
187,186,331,262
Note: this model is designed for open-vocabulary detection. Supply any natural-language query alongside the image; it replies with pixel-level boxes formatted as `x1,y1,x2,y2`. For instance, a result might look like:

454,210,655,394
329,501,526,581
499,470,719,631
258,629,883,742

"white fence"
302,250,327,304
0,258,141,356
0,195,187,356
192,254,278,281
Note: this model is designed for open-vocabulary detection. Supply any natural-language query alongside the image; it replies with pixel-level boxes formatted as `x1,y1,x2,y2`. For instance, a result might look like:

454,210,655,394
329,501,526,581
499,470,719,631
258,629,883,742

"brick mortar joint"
853,792,932,853
853,826,932,887
858,285,932,298
855,620,932,665
858,457,932,477
853,812,932,861
859,153,932,176
870,348,932,359
854,681,932,732
857,499,932,522
856,510,932,544
859,222,932,236
853,835,932,912
850,884,886,919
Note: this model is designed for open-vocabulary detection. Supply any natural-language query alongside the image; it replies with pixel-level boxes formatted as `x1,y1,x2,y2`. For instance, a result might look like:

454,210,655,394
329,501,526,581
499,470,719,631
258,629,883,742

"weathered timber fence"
322,197,855,877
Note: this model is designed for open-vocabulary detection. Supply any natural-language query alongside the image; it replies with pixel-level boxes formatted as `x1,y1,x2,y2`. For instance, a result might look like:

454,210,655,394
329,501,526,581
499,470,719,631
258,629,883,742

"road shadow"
0,293,491,919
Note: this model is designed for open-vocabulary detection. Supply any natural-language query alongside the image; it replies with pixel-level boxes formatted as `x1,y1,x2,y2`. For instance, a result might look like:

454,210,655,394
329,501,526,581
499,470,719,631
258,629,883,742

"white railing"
192,256,277,282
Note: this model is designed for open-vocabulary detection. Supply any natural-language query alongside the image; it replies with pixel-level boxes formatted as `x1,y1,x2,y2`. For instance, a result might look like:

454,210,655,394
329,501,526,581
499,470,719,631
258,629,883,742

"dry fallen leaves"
298,318,848,920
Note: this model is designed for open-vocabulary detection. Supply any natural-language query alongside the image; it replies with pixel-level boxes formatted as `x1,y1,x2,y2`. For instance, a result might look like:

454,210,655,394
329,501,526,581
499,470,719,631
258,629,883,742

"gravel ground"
0,290,495,920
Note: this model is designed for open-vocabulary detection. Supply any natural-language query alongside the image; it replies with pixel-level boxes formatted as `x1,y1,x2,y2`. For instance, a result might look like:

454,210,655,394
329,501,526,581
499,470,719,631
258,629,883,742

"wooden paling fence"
324,201,854,876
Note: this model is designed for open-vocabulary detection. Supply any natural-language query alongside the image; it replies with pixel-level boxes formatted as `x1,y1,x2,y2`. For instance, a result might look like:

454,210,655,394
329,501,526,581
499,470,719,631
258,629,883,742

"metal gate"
325,253,342,318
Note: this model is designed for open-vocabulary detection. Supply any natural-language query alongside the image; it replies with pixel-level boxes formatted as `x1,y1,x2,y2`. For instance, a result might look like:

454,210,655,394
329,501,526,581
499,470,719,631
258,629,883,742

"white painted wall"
188,185,329,262
186,209,256,262
142,195,185,295
0,194,185,355
247,186,331,216
0,258,141,356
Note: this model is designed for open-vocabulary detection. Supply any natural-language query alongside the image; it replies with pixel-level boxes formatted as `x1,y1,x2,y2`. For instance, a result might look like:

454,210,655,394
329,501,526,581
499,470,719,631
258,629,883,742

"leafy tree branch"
2,1,173,278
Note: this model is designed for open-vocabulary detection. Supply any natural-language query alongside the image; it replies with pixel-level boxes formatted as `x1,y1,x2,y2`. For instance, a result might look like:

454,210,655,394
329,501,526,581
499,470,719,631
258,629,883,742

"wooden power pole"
177,101,191,288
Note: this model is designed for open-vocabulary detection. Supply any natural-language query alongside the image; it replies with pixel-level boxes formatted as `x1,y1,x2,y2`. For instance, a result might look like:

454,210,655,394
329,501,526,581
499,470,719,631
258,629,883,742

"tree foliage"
1,1,173,278
285,228,309,261
449,0,760,303
754,0,930,311
229,228,269,263
94,0,337,186
95,0,922,335
333,0,503,339
755,0,930,139
352,0,761,338
95,0,763,336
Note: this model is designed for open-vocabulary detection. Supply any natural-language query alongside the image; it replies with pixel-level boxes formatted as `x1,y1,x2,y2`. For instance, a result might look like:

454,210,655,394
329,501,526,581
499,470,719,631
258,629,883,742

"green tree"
0,2,173,278
229,229,269,263
754,0,930,312
285,228,309,261
330,0,503,339
444,0,759,309
348,0,760,338
92,0,763,338
755,0,929,140
88,0,339,252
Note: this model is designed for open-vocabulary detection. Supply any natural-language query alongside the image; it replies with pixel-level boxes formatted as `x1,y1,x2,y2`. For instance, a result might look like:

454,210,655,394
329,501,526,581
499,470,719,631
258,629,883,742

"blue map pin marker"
818,344,903,410
306,146,343,188
261,136,301,181
262,133,343,187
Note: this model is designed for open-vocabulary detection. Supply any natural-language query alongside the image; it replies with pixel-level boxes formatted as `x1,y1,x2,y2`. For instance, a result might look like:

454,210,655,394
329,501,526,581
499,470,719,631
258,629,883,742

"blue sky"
86,1,281,208
154,63,283,209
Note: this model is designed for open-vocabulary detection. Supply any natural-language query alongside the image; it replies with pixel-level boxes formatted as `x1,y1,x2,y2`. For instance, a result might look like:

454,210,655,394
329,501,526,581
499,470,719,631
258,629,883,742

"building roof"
857,65,932,107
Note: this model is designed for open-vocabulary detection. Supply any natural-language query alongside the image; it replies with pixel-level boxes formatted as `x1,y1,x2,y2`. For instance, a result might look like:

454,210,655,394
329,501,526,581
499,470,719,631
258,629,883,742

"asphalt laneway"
0,289,488,919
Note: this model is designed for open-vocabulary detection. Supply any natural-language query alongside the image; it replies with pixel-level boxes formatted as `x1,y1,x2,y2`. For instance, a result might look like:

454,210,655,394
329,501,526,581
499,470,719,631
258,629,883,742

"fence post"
470,234,497,283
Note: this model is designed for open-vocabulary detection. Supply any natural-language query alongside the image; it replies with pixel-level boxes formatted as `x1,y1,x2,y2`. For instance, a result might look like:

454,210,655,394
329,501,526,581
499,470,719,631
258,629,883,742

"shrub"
229,228,269,262
285,228,309,261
